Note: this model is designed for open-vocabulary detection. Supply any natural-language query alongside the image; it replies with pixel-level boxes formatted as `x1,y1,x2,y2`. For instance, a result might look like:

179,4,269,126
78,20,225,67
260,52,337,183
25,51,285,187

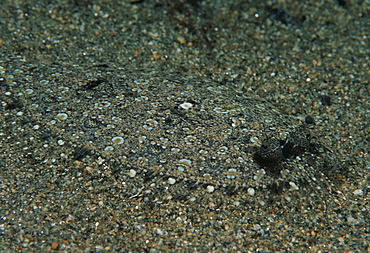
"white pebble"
56,113,68,120
104,146,114,151
128,169,136,178
206,185,215,193
112,136,124,145
25,89,34,94
247,188,255,196
353,189,363,196
168,177,176,185
289,182,299,191
179,102,193,110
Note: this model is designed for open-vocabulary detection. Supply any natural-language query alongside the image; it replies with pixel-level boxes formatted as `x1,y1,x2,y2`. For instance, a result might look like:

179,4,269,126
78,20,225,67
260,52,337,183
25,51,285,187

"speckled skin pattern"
1,65,342,209
0,0,368,250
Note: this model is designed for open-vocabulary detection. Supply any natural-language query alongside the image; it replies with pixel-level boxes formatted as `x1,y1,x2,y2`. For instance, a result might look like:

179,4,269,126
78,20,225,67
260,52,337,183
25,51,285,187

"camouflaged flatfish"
1,66,341,208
